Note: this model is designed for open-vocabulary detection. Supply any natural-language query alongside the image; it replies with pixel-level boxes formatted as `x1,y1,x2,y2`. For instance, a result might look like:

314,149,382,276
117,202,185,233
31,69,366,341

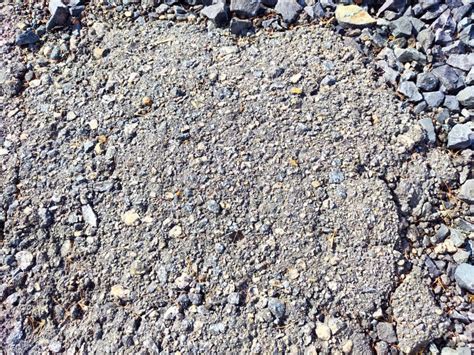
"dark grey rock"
275,0,303,24
435,224,450,242
409,17,425,34
459,24,474,47
419,0,440,10
382,65,400,86
423,91,445,108
201,3,230,27
416,72,439,92
261,0,277,6
421,4,447,21
454,263,474,293
394,47,426,64
398,81,423,102
47,5,71,30
443,95,460,112
377,322,398,343
458,179,474,204
442,40,466,56
418,118,436,144
417,29,434,51
389,16,413,37
207,200,221,214
230,0,261,18
447,123,473,149
15,30,40,46
376,0,407,17
230,18,253,35
268,297,286,319
432,65,464,93
414,101,427,114
321,75,336,86
425,256,441,278
457,86,474,109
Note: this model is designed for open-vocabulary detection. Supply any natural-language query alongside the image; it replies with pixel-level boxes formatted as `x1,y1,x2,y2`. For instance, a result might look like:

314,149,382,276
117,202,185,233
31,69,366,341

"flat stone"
275,0,303,24
335,5,376,28
454,263,474,293
394,47,426,64
47,5,70,30
230,0,261,18
201,3,230,28
447,54,474,72
15,30,40,46
398,81,423,102
416,72,439,91
456,86,474,109
458,179,474,204
447,123,473,149
423,91,445,108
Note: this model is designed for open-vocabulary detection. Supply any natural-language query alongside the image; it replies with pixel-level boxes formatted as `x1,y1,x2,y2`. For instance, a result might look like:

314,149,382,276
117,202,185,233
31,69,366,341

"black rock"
431,65,464,93
416,72,439,92
230,0,261,18
15,30,40,46
230,18,253,35
201,3,230,28
394,47,427,64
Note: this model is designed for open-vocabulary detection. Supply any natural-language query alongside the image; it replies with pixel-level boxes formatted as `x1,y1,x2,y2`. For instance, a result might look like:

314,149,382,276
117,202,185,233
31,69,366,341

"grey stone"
449,229,466,247
268,297,285,318
275,0,303,24
81,204,98,227
454,263,474,293
376,0,407,17
377,322,398,343
466,68,474,86
442,40,466,56
261,0,277,6
417,29,434,51
447,54,474,72
423,91,445,108
432,65,464,93
230,18,253,35
459,24,474,47
443,95,460,112
15,30,40,46
435,224,450,242
421,4,448,21
394,47,426,64
201,3,229,27
227,292,241,305
47,4,70,30
418,118,436,144
389,16,413,37
207,200,221,214
383,66,400,86
447,123,473,149
304,3,325,20
458,179,474,204
230,0,261,18
419,0,440,10
409,17,425,34
416,72,439,92
398,81,423,102
453,249,470,264
457,86,474,109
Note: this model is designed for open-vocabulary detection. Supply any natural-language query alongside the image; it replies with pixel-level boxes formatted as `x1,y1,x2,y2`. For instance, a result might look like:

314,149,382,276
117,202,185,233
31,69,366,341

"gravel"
1,0,473,353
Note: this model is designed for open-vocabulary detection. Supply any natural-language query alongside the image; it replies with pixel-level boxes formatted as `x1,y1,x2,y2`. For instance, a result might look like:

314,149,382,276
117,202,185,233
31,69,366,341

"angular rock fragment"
423,91,444,108
432,65,464,93
392,267,446,354
394,47,427,64
47,0,71,30
81,204,98,227
398,81,423,102
443,95,460,112
418,118,436,144
456,86,474,109
458,179,474,204
15,30,40,46
447,123,473,149
275,0,303,24
335,5,376,28
304,3,325,20
230,18,253,35
389,16,413,37
230,0,260,18
416,72,439,92
454,263,474,293
201,3,230,27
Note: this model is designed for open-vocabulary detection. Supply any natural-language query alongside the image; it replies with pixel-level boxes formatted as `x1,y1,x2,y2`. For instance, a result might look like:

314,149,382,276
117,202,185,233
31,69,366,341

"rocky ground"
1,1,473,354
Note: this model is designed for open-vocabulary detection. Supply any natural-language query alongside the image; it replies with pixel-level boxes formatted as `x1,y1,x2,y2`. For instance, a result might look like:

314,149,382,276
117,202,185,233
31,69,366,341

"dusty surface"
1,5,473,354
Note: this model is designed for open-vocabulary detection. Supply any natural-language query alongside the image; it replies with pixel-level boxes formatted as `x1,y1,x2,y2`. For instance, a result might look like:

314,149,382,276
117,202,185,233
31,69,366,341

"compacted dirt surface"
1,3,473,354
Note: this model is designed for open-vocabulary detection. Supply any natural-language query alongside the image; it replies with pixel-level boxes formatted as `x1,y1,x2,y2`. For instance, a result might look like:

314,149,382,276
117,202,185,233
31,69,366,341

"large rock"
394,47,427,64
230,0,261,18
458,179,474,204
454,263,474,293
447,54,474,72
392,267,446,354
456,86,474,109
416,72,439,92
275,0,303,24
432,65,464,93
335,5,376,28
15,30,40,46
447,123,473,149
389,16,413,37
423,91,445,108
230,18,253,35
201,3,230,27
